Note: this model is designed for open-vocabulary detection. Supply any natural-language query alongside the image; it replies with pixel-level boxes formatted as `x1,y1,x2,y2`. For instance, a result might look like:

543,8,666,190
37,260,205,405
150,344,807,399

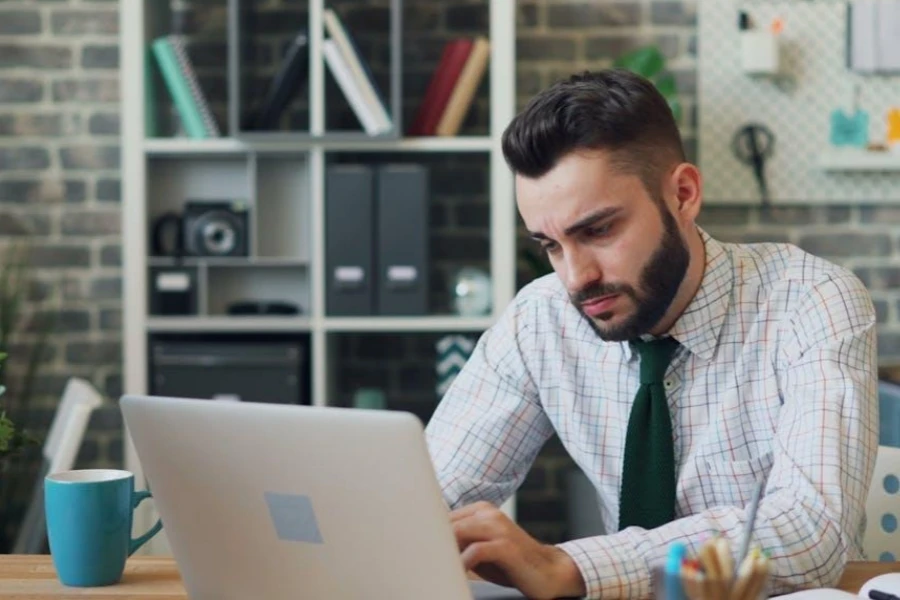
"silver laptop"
120,395,526,600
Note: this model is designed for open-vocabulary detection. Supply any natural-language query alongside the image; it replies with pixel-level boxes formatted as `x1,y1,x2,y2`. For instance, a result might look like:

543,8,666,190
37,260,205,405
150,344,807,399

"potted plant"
613,45,683,123
0,353,37,467
0,243,51,550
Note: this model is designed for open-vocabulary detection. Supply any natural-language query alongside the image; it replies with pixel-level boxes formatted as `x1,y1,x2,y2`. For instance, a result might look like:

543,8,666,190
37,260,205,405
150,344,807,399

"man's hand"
451,501,586,600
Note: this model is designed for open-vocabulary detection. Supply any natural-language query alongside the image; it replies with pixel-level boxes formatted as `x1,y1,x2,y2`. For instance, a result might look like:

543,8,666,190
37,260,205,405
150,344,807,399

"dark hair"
501,69,685,200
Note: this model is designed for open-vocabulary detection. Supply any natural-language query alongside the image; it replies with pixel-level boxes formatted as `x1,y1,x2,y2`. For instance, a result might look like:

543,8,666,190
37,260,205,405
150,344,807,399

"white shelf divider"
147,316,312,333
323,316,495,333
818,148,900,172
144,136,494,155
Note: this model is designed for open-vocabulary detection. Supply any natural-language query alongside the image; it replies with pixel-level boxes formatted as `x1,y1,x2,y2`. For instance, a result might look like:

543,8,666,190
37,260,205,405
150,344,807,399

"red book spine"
408,38,474,136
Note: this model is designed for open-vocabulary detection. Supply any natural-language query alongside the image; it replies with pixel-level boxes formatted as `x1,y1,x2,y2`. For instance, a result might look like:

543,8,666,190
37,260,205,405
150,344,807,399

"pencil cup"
651,564,770,600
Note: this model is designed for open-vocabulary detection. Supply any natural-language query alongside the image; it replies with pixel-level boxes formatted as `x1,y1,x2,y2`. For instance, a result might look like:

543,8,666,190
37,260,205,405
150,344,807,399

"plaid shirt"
425,228,878,599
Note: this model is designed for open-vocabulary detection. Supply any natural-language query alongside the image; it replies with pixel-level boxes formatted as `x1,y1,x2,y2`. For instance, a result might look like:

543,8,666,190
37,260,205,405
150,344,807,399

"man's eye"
585,225,610,238
541,241,560,254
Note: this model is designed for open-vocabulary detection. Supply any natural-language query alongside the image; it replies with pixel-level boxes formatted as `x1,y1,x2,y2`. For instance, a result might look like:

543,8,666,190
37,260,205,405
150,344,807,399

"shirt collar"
620,227,734,362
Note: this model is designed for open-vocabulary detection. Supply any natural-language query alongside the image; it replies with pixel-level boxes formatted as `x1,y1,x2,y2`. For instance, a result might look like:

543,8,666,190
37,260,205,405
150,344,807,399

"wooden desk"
0,555,896,598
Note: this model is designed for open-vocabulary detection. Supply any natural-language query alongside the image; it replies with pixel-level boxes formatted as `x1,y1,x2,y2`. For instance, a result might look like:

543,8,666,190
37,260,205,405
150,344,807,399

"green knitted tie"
618,336,680,531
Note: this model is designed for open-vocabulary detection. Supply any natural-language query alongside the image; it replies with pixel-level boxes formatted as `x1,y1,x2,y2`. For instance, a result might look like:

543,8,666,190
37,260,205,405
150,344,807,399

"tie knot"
633,337,680,384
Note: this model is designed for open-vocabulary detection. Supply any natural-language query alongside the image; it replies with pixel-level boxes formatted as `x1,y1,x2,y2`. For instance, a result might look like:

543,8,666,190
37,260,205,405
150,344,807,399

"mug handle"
129,490,163,556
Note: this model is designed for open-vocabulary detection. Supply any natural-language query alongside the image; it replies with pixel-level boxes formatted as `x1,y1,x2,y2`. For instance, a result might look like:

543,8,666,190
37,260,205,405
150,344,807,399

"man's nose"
564,247,601,294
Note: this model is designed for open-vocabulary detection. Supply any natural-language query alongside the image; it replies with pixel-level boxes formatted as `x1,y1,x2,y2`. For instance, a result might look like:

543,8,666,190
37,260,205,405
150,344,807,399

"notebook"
778,571,900,599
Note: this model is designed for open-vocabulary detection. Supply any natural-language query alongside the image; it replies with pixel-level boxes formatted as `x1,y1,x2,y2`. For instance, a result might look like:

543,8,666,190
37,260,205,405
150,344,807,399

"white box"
741,31,780,76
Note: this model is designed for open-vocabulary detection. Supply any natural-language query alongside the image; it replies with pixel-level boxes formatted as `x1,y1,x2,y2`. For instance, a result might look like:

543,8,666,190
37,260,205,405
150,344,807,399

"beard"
570,207,690,342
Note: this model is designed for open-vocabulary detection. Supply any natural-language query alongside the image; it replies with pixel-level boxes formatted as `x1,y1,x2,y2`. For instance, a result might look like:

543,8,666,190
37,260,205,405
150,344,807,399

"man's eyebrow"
528,207,623,241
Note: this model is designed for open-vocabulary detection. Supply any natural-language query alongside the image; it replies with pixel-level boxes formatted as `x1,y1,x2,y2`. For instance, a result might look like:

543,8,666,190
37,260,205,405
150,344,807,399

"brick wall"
0,0,123,548
2,0,899,549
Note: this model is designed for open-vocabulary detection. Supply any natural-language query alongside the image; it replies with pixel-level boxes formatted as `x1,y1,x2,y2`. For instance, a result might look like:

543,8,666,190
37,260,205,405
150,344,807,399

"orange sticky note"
771,17,784,35
888,108,900,144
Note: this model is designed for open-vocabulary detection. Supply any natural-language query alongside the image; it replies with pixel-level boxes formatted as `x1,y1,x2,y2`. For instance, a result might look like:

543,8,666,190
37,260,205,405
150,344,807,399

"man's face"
516,150,690,342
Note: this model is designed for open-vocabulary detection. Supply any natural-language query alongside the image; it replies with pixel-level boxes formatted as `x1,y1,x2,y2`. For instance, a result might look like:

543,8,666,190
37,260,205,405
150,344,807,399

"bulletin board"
698,0,900,204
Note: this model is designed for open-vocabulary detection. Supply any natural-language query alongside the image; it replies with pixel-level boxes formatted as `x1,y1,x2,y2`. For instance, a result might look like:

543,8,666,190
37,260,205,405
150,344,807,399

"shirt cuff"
556,535,651,600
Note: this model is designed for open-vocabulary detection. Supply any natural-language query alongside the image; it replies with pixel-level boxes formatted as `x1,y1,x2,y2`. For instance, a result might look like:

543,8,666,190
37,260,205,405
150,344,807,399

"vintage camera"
182,201,249,257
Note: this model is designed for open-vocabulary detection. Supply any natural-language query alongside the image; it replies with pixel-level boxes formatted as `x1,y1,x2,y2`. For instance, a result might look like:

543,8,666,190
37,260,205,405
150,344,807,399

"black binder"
325,164,375,315
375,164,429,315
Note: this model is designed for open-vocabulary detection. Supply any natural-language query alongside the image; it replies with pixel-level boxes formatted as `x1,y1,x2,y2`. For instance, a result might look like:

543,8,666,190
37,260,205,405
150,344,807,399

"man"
424,69,878,600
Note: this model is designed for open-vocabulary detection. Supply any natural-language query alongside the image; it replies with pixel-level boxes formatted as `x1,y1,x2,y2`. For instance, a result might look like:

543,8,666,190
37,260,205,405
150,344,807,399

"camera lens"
202,219,236,255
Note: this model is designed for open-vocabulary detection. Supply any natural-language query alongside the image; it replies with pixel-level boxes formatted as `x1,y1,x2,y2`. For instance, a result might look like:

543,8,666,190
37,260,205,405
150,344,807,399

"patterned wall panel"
699,0,900,204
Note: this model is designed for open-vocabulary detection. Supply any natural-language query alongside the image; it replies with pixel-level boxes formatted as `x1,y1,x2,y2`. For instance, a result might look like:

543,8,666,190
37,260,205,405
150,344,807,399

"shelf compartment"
144,1,229,140
206,264,309,317
322,0,401,137
326,151,492,317
255,155,311,260
232,0,310,136
146,156,252,222
149,332,311,405
325,330,482,425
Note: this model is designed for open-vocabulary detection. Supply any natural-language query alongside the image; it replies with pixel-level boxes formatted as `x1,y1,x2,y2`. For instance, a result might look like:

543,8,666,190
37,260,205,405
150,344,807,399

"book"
778,571,900,598
250,31,309,131
408,38,474,136
435,36,490,137
151,35,220,139
323,8,391,132
323,39,386,135
145,47,159,138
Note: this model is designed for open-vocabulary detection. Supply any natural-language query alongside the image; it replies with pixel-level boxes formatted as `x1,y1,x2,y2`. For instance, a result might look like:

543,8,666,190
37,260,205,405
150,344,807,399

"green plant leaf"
668,98,683,125
614,46,665,80
0,412,13,453
655,73,677,99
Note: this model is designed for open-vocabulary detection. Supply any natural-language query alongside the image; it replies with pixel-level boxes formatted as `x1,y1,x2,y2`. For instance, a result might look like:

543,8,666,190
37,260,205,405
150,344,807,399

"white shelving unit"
818,147,900,172
120,0,517,554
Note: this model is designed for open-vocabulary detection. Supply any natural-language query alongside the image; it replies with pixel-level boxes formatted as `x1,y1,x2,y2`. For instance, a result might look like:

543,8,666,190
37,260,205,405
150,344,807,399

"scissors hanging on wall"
731,123,775,207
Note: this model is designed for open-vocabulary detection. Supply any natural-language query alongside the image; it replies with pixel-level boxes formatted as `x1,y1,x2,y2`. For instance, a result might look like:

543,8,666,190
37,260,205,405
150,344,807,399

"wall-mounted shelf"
148,316,312,332
144,136,494,156
818,148,900,172
323,315,495,333
148,256,310,267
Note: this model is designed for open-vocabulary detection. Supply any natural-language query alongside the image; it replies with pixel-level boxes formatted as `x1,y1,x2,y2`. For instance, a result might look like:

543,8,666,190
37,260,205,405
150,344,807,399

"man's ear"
670,163,702,224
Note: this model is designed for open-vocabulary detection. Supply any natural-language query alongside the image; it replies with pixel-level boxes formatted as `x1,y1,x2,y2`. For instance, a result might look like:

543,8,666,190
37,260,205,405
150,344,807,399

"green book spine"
144,47,158,138
151,36,208,139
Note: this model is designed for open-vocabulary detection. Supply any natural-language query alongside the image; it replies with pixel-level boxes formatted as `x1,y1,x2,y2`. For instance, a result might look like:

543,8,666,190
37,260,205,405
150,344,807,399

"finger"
460,539,516,573
452,513,506,551
450,500,498,522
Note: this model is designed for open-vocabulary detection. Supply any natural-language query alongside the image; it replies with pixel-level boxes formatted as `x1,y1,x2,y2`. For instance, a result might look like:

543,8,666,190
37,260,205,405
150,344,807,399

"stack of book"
409,36,491,137
150,35,220,139
150,13,486,139
322,8,392,136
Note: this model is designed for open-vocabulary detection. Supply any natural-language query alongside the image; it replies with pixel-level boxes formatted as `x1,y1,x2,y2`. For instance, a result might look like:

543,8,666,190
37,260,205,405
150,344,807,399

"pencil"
699,539,722,580
736,478,765,571
681,569,704,600
732,553,769,600
715,536,734,581
728,548,756,600
744,555,770,600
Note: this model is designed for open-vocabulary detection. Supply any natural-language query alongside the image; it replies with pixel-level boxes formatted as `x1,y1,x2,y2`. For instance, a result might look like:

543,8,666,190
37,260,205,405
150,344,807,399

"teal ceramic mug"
44,469,163,587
